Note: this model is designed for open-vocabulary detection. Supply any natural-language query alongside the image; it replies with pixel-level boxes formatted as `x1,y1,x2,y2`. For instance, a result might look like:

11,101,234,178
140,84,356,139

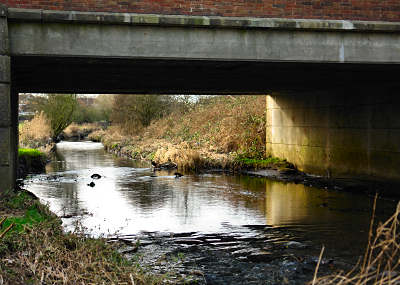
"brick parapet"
6,8,400,33
1,0,400,22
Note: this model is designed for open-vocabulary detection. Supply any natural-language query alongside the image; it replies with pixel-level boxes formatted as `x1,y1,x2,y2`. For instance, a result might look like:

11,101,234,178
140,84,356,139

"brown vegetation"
63,122,103,140
19,112,53,152
100,95,267,170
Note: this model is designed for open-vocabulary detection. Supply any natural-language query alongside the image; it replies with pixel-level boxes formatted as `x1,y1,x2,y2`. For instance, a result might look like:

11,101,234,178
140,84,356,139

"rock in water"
174,172,183,178
91,174,102,179
88,181,95,187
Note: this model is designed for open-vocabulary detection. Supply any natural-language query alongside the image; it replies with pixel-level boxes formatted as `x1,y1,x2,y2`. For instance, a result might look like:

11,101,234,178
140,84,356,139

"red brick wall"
2,0,400,22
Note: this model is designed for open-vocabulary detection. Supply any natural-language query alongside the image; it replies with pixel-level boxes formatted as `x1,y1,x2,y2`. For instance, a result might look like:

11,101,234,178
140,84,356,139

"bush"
72,95,113,124
32,94,77,140
111,95,183,135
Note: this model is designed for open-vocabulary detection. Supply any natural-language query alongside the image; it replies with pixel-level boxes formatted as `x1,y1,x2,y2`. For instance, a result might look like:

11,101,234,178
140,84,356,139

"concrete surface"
266,91,400,182
0,5,16,192
8,21,400,63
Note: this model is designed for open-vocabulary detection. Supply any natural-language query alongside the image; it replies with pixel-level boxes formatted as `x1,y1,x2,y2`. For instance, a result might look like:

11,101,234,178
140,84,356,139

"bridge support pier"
266,88,400,182
0,6,17,192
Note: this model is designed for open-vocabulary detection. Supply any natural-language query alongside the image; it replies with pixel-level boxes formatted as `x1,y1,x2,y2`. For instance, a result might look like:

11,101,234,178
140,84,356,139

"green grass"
1,204,50,233
0,191,55,234
18,148,44,158
235,156,294,169
3,191,35,209
18,148,47,176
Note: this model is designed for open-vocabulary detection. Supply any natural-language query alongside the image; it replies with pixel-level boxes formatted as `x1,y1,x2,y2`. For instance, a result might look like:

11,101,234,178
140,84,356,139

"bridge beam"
0,6,17,192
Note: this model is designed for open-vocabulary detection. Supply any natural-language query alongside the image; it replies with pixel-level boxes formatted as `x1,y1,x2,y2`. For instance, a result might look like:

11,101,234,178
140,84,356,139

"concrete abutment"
0,5,17,192
266,90,400,182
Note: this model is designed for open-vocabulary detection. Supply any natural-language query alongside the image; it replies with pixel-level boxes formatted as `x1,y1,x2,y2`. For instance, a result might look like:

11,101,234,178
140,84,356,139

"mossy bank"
17,148,47,179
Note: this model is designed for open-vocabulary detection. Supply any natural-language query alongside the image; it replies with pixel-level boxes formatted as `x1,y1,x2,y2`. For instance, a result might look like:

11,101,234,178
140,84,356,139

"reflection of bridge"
1,1,400,190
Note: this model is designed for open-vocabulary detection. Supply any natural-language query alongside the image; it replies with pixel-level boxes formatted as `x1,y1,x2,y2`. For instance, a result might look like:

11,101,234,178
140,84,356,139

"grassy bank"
17,148,47,179
0,190,173,284
94,95,294,171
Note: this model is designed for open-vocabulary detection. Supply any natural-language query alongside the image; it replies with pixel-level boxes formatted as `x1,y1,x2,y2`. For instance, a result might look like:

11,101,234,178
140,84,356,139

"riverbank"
0,190,185,284
90,130,399,199
17,148,48,179
91,95,274,169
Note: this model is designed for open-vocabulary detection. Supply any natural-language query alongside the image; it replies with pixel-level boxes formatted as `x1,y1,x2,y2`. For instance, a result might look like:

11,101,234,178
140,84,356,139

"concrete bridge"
1,1,400,191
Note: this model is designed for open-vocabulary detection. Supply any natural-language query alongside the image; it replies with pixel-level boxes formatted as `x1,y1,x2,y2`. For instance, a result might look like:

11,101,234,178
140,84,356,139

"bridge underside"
12,56,400,94
11,56,400,184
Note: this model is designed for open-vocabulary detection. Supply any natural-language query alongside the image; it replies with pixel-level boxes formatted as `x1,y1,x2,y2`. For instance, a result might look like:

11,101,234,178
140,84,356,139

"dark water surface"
25,141,397,261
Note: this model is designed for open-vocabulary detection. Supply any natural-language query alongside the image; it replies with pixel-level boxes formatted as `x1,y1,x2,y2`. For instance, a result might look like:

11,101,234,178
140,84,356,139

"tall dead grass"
153,142,202,170
314,198,400,284
145,95,266,157
109,96,265,154
19,112,51,149
103,96,267,169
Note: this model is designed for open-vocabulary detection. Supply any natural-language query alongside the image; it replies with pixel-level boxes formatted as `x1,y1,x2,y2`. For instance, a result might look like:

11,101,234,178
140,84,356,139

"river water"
24,141,397,283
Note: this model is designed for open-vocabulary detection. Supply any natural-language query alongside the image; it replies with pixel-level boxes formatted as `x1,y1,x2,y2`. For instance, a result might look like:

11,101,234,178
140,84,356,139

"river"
24,141,397,284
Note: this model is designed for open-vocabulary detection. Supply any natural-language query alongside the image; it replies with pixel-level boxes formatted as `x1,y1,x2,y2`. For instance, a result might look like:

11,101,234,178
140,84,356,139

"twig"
312,246,325,285
0,217,6,228
362,193,378,273
0,223,14,239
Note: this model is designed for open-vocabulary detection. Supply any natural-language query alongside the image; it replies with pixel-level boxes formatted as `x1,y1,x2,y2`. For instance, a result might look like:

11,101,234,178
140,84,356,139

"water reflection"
27,142,269,235
26,141,395,249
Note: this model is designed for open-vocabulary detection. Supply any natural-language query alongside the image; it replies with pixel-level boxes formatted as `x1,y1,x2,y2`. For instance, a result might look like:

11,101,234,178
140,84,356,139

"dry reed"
19,112,51,148
314,196,400,285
